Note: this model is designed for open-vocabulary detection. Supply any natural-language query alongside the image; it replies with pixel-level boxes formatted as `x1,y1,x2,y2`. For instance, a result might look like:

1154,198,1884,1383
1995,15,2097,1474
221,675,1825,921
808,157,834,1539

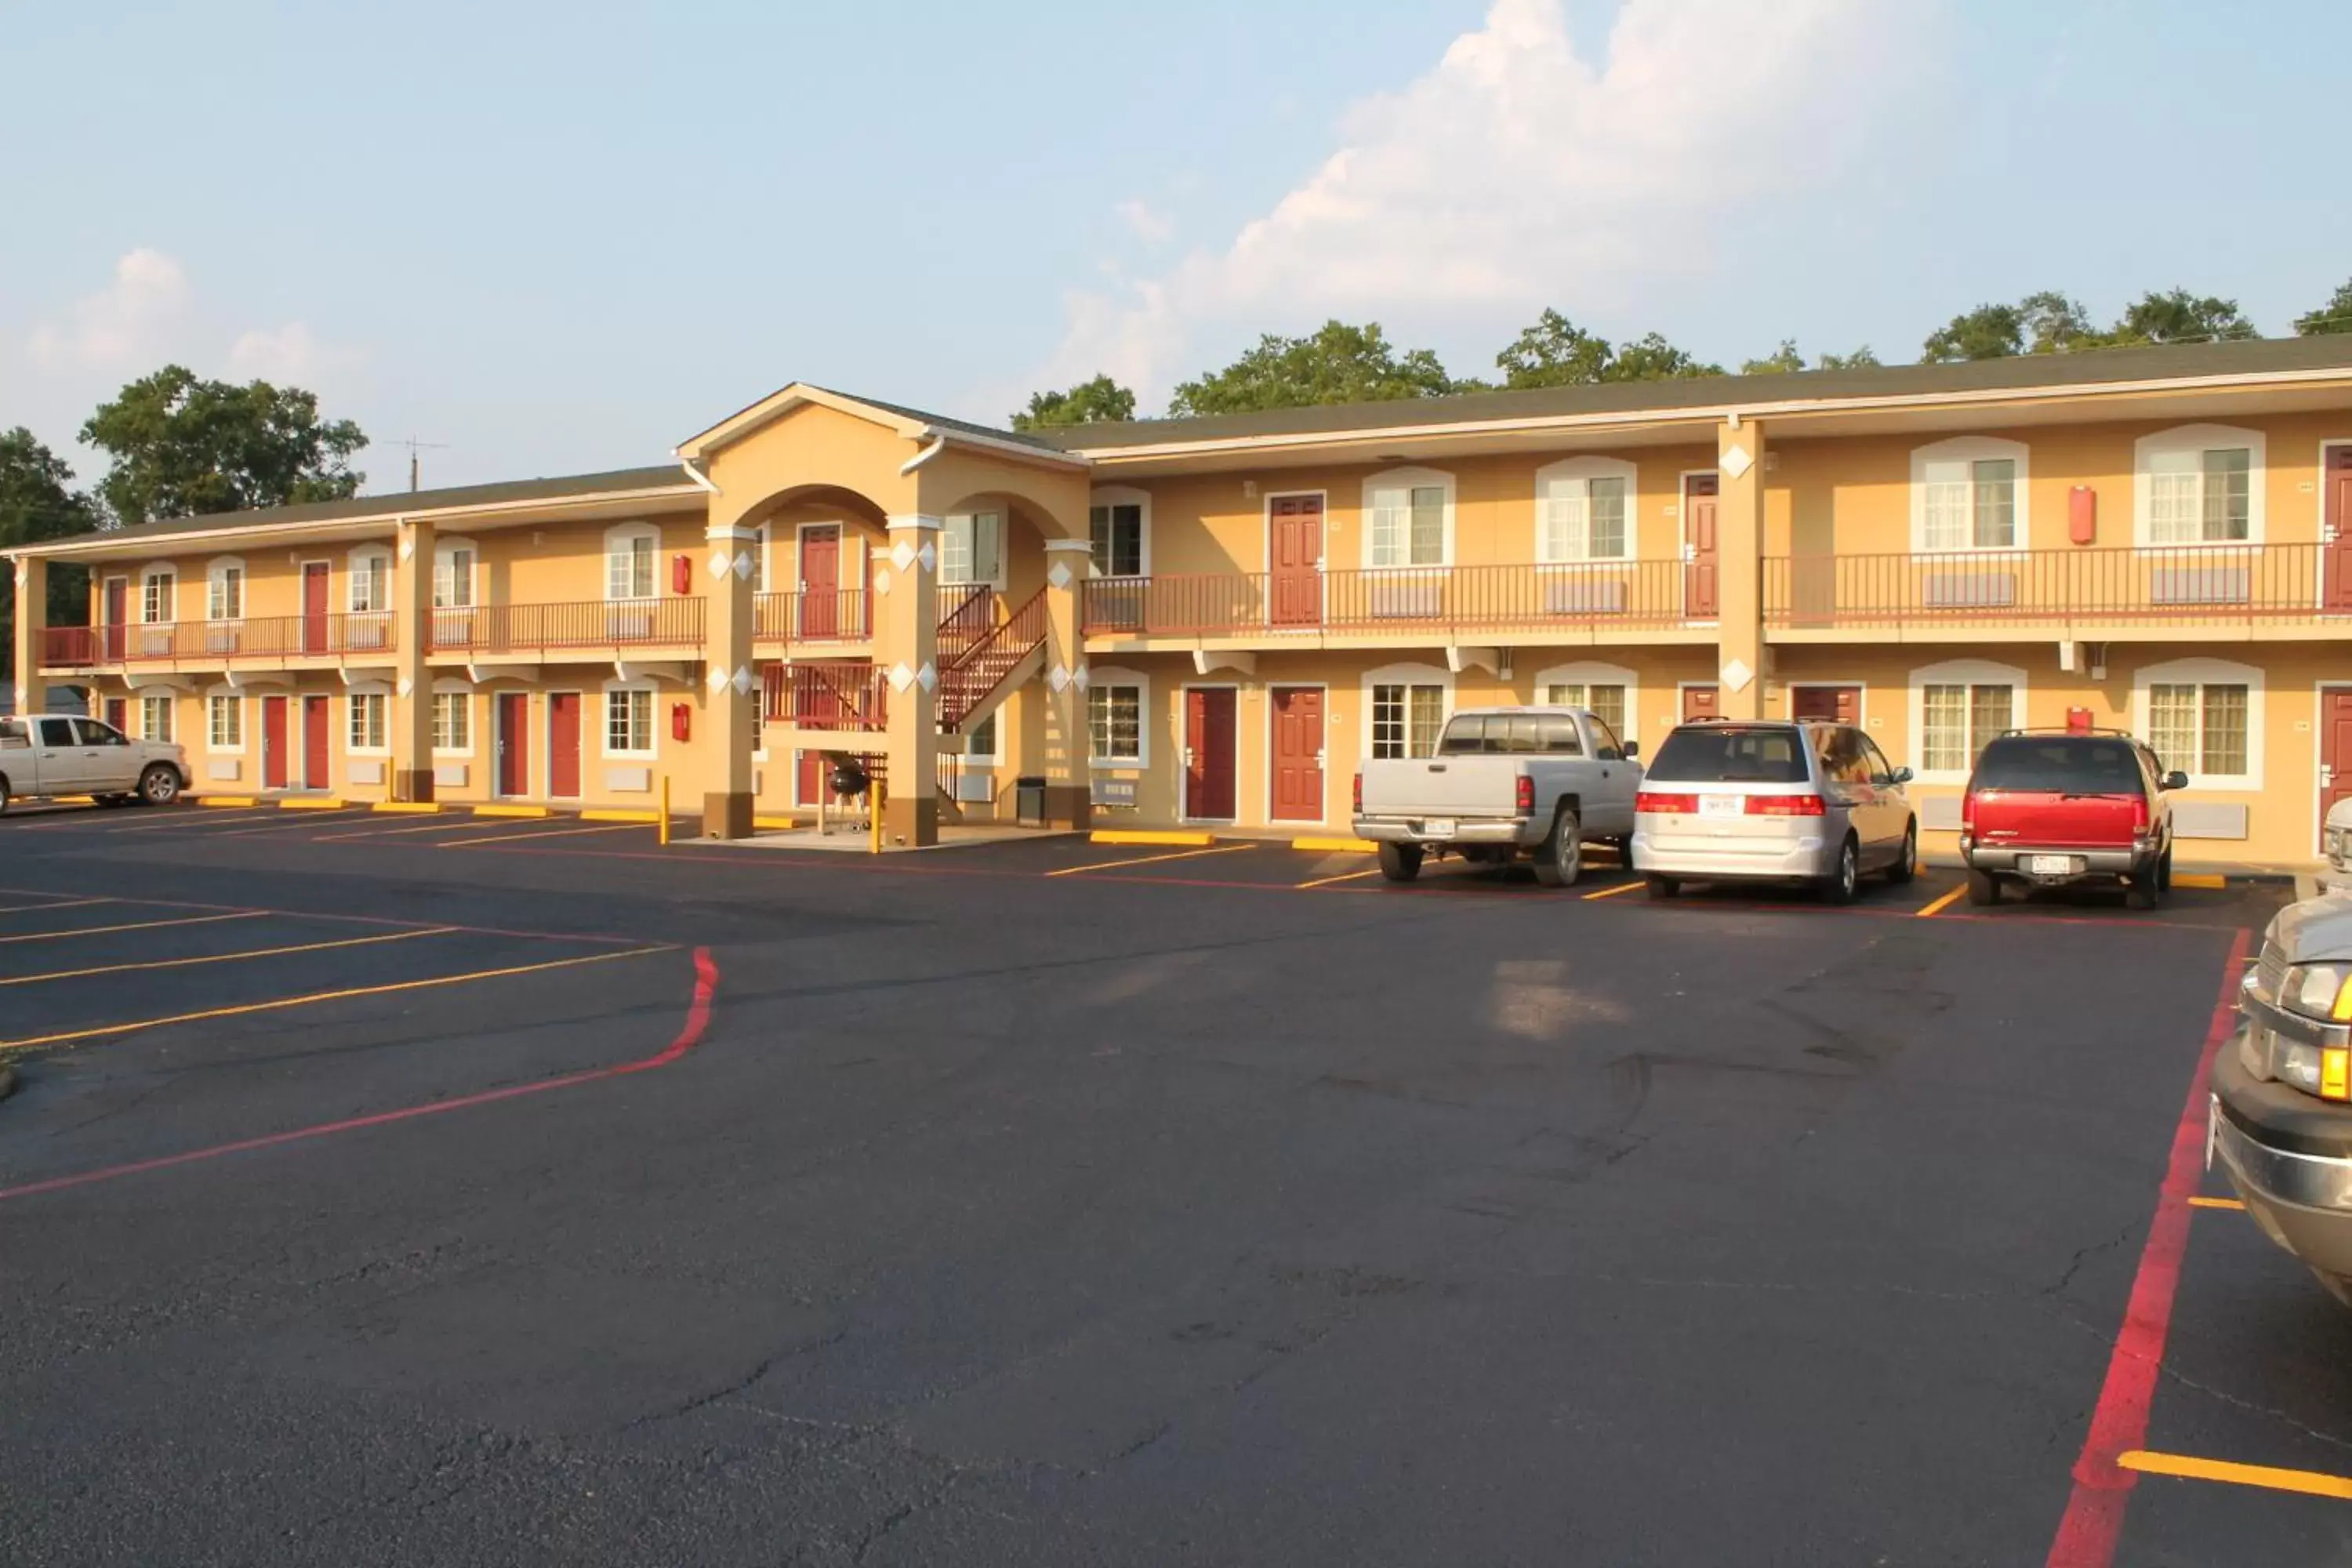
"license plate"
1700,795,1743,818
2027,855,2077,876
1421,818,1456,840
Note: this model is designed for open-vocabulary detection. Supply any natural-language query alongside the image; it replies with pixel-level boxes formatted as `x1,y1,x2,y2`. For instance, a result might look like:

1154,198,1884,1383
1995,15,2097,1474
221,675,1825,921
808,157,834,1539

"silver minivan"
1631,720,1916,903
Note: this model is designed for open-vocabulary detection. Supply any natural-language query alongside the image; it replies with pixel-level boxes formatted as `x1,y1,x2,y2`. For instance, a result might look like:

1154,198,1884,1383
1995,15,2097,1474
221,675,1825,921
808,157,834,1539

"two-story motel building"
11,336,2352,862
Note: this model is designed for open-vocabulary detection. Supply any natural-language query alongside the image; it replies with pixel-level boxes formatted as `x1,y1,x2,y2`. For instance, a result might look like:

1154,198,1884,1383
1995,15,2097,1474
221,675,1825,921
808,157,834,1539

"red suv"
1959,730,2187,909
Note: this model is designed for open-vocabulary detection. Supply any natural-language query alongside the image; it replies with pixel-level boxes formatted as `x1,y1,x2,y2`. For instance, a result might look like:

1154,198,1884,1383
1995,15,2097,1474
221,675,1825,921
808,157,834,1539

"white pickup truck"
1352,706,1642,887
0,713,187,812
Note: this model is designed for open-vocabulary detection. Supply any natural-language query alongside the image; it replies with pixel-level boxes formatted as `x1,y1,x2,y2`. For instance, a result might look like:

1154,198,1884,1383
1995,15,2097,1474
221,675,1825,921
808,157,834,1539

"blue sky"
3,0,2347,495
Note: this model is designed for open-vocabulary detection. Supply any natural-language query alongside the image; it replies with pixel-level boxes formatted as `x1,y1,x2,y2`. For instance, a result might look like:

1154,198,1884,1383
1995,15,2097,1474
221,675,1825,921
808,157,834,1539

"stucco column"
1715,419,1769,721
393,517,435,801
878,514,940,847
702,517,759,838
10,554,44,717
1040,538,1093,829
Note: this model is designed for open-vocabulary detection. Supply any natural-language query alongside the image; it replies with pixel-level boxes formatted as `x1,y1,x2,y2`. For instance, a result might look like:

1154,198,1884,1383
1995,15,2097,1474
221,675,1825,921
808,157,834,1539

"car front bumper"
1628,829,1838,882
1353,816,1538,850
2210,1031,2352,1279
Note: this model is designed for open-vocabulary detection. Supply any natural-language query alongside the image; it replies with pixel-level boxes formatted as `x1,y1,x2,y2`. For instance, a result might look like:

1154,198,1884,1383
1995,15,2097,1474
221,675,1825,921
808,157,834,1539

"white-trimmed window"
753,523,771,595
433,540,477,608
2135,657,2260,787
1536,458,1636,563
140,565,176,624
347,690,389,753
1907,659,2025,782
604,684,656,757
1363,467,1453,568
1087,668,1147,766
139,692,175,742
347,548,390,614
1535,661,1638,744
2136,425,2265,546
205,691,243,751
1912,437,2029,553
1363,663,1452,760
960,710,1001,766
431,688,472,753
1089,488,1149,577
604,524,659,601
205,558,245,621
940,512,1004,589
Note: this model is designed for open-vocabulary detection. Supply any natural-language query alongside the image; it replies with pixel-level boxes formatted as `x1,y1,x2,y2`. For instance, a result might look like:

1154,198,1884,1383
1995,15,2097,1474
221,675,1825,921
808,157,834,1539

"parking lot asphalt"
0,802,2333,1566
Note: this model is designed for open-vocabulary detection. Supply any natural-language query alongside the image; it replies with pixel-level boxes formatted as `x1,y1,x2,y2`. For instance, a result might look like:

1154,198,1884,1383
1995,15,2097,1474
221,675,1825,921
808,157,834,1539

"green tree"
2109,288,2259,346
2296,278,2352,336
2018,291,2103,353
1603,332,1723,382
1816,346,1882,371
1922,302,2026,362
1496,309,1616,388
1009,374,1138,431
0,429,99,677
80,365,367,526
1740,340,1806,375
1169,321,1459,416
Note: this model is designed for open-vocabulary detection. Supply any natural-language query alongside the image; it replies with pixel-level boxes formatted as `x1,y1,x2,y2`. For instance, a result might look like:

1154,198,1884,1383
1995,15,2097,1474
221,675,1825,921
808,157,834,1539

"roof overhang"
674,383,1090,472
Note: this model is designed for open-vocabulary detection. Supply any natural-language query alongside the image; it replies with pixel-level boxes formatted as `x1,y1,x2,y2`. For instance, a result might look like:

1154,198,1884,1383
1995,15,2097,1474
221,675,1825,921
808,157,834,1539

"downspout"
676,454,720,496
898,433,948,476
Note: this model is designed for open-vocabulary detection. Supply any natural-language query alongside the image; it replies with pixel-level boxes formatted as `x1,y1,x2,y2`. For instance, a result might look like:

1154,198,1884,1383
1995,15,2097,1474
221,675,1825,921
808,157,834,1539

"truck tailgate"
1359,757,1519,818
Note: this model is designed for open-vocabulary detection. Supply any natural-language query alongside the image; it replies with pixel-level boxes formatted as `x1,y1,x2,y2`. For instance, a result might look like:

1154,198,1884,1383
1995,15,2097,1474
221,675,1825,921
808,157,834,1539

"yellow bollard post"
659,774,671,847
870,776,884,855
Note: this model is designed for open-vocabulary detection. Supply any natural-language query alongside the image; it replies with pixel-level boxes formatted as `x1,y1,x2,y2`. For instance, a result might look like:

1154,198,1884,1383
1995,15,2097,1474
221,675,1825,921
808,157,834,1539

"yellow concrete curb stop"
371,801,443,815
471,804,551,818
198,797,259,808
1292,836,1376,854
278,797,348,811
1091,829,1214,848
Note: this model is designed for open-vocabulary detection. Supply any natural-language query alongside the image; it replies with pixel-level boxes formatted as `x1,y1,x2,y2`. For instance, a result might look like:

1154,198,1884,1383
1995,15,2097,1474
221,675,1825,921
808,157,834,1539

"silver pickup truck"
0,713,187,812
1352,706,1642,887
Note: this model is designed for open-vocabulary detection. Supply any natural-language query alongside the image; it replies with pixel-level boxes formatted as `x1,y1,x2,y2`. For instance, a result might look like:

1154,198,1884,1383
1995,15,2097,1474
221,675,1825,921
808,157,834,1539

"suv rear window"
1971,737,2146,794
1644,725,1809,784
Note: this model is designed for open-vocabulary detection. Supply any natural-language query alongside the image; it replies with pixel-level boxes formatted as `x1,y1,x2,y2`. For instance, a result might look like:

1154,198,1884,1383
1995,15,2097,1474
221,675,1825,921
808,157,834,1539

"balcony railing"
1765,545,2347,630
1080,561,1695,637
429,597,704,652
762,659,887,731
41,613,396,668
753,590,871,642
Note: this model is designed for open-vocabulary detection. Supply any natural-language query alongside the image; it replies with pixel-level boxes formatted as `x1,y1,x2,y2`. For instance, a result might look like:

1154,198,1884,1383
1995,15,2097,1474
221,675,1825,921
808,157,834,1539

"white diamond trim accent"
732,551,753,580
873,568,892,595
916,542,936,574
1721,444,1752,480
1047,663,1070,693
889,662,916,693
707,665,730,691
1047,561,1073,590
709,550,731,579
730,665,755,696
890,541,916,572
916,662,937,693
1721,656,1755,693
1072,665,1090,692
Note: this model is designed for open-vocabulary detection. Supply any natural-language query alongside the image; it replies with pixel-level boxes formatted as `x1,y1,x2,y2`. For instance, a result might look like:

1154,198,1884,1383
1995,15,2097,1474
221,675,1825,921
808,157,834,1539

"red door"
1684,474,1719,619
2328,448,2352,612
103,696,127,733
800,525,840,638
262,696,289,789
302,695,331,788
2324,691,2352,836
1271,687,1325,822
302,562,331,653
1269,495,1323,627
1184,688,1236,820
103,577,127,661
1682,685,1721,723
548,691,581,799
1791,685,1860,725
498,692,534,797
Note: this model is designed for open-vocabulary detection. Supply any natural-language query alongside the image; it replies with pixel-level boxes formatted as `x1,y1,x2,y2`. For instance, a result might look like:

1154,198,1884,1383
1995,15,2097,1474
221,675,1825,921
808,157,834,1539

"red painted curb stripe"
0,946,718,1205
2045,926,2251,1567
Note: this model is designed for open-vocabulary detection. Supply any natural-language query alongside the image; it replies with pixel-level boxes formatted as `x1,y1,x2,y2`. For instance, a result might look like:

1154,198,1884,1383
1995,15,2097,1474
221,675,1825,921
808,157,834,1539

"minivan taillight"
1748,794,1827,817
1637,790,1697,814
1515,775,1536,815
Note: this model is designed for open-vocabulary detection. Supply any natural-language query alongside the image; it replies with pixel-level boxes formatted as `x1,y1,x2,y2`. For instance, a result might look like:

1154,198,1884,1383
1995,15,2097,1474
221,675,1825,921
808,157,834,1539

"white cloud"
1036,0,1940,403
226,322,321,383
27,248,190,370
1115,198,1175,245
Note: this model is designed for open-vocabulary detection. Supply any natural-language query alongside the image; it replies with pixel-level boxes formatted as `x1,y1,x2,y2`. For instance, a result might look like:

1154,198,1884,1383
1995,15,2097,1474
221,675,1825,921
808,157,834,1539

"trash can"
1014,775,1047,828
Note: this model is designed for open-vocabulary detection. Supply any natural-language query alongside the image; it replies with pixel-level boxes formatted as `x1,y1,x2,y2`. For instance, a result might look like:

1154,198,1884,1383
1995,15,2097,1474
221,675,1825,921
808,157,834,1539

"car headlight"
2281,962,2352,1022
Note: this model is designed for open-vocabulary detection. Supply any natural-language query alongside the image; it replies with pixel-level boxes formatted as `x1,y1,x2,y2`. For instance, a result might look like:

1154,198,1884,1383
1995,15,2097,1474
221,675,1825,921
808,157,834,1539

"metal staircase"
937,586,1048,735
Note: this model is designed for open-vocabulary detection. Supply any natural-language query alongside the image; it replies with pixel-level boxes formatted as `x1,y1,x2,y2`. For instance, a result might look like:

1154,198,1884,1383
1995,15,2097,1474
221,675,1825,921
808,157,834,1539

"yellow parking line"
0,897,117,916
211,811,381,837
1915,884,1969,918
2118,1449,2352,1502
2187,1196,2246,1210
0,925,457,989
1298,866,1385,889
1048,843,1254,876
0,910,267,946
0,944,673,1054
314,816,535,841
1091,829,1215,848
1582,879,1644,900
100,809,270,833
442,821,651,848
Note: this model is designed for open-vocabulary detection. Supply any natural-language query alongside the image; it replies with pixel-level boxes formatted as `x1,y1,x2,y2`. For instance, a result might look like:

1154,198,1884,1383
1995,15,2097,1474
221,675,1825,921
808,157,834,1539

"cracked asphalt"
0,806,2325,1565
